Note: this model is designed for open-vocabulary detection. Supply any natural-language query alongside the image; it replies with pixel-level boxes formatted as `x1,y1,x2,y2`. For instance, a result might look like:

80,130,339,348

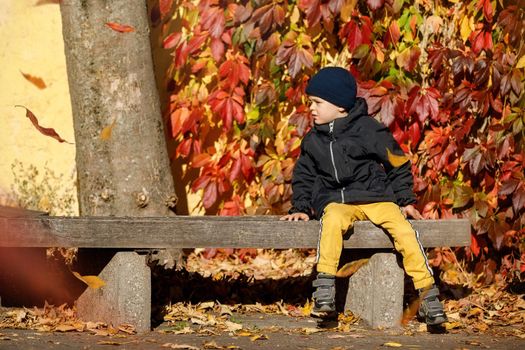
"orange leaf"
20,71,47,89
71,271,106,289
100,119,116,140
336,258,369,277
16,105,71,144
105,22,135,33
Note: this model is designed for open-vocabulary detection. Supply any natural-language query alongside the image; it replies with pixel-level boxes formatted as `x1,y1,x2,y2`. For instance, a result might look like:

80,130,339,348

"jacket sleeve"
289,139,316,216
366,122,417,207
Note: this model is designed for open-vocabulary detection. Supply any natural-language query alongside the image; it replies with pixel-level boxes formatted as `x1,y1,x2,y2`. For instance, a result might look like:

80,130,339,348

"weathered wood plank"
0,216,470,249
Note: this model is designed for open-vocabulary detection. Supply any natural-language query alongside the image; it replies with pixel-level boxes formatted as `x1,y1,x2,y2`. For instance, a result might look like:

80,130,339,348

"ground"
1,313,525,350
1,249,525,349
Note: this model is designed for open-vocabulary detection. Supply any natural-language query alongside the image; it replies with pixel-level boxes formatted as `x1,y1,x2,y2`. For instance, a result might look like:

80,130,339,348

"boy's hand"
280,212,310,221
401,204,423,219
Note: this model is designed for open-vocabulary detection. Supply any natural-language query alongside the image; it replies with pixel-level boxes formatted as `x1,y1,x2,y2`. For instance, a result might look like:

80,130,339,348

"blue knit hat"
305,67,357,110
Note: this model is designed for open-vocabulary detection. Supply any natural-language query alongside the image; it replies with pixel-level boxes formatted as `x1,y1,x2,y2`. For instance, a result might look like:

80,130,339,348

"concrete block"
344,252,404,328
76,251,151,332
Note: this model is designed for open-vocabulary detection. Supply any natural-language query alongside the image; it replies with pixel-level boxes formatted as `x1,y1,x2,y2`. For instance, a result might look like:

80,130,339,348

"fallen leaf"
16,105,71,143
336,258,369,277
301,327,322,334
97,340,123,345
20,72,47,89
71,271,106,289
382,342,402,347
105,22,135,33
225,321,242,332
203,341,222,349
444,321,462,330
55,324,76,332
250,334,268,341
161,343,199,350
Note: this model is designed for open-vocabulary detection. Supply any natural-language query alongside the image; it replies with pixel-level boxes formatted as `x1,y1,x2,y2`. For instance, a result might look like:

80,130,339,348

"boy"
280,67,447,326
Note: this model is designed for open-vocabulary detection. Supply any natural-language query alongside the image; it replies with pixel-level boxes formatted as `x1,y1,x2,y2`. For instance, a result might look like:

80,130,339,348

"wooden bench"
0,207,470,331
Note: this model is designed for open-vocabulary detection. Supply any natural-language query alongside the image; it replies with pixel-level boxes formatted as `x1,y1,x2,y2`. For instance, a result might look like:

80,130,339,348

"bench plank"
0,216,470,249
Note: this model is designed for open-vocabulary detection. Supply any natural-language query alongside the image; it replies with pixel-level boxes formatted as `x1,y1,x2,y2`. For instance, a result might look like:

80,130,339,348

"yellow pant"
316,202,434,290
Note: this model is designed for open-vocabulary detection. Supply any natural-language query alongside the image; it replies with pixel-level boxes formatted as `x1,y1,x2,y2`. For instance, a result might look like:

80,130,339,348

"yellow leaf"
340,0,358,22
444,321,462,330
386,148,409,167
516,55,525,69
301,327,322,334
336,258,369,278
383,342,403,347
71,271,106,289
460,16,473,43
250,334,268,341
302,299,313,316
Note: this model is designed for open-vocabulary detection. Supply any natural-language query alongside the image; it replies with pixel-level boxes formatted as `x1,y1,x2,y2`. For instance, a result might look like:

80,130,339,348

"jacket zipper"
329,121,345,203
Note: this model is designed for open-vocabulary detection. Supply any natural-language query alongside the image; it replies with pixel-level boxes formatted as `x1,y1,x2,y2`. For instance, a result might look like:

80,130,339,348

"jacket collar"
314,97,368,137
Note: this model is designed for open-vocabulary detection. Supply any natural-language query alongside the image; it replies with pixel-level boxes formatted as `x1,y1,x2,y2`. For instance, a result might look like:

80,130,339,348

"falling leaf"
100,119,116,140
382,342,402,347
20,72,47,89
16,105,71,143
71,271,106,289
105,22,135,33
336,258,369,278
401,297,422,325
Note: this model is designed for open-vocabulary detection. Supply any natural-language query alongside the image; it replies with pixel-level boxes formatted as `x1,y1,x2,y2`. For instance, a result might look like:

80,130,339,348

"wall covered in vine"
153,0,525,281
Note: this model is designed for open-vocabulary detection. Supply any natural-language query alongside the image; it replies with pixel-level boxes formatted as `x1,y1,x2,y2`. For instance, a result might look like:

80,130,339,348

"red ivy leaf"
219,53,251,89
275,32,314,78
339,13,373,53
384,21,400,47
469,29,493,54
407,86,441,123
208,88,246,130
476,0,494,22
220,195,245,216
396,46,421,72
163,32,181,49
159,0,174,20
16,105,71,143
199,4,225,39
298,0,343,27
105,22,135,33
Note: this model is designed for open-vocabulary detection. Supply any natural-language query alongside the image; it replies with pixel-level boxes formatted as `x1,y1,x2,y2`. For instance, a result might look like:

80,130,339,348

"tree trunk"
60,0,176,217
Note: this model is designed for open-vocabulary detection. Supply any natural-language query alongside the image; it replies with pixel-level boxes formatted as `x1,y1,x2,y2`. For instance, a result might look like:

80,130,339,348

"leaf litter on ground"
1,248,525,339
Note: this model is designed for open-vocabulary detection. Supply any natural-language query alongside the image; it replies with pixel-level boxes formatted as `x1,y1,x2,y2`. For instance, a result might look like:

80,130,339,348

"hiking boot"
312,273,336,315
418,285,447,326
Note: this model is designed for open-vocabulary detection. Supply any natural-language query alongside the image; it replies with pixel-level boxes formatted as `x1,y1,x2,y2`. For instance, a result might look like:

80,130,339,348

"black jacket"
290,97,417,219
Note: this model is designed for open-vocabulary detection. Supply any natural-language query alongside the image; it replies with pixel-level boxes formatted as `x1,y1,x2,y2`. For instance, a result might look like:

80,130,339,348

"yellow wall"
0,1,78,214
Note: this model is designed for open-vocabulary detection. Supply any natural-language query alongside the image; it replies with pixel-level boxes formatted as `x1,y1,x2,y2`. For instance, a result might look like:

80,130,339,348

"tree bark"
60,0,176,217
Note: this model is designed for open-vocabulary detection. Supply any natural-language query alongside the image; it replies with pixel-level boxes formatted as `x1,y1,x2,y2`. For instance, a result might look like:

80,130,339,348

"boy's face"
308,96,347,125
